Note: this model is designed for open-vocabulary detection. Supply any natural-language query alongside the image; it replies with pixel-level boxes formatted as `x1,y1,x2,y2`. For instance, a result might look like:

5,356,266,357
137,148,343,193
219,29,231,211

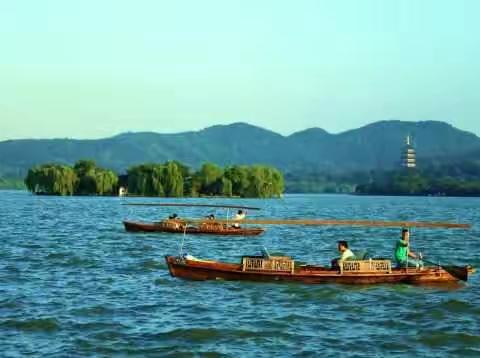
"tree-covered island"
25,160,284,198
20,158,480,197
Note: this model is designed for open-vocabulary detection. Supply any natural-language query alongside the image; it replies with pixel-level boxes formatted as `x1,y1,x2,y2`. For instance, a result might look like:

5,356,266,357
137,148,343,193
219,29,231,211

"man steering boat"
395,228,423,268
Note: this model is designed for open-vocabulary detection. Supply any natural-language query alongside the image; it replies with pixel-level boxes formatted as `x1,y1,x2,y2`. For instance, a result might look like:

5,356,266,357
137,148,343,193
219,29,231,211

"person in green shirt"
395,228,422,268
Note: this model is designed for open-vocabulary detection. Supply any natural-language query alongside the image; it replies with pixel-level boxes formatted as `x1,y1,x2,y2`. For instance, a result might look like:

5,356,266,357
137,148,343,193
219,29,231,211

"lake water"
1,190,479,357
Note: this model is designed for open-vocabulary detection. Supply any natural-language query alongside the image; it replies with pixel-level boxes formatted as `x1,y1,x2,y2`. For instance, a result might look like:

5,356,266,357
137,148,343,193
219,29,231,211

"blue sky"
1,0,479,139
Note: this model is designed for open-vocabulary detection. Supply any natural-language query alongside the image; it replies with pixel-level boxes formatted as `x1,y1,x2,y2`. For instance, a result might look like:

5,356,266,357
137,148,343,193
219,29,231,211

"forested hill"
1,120,480,179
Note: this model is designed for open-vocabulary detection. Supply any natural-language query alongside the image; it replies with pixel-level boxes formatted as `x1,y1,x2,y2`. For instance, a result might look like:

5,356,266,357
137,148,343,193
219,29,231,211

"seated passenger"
331,240,355,268
166,213,181,229
201,214,222,229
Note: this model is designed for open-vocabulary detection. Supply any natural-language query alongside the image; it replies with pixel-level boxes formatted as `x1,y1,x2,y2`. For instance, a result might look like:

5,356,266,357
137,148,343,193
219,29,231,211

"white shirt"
234,212,246,220
233,212,246,228
339,249,355,262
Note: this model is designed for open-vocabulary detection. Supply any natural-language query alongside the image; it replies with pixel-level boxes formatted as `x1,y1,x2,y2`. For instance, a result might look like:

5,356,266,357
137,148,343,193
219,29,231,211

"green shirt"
395,239,409,263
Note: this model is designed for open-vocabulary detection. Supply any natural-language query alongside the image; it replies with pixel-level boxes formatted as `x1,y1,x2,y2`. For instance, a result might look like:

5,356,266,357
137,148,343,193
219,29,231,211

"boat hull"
165,256,469,285
123,221,264,236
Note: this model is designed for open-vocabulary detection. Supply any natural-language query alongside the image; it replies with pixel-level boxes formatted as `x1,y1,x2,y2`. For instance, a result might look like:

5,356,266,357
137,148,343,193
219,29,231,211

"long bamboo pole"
122,203,261,210
180,218,471,229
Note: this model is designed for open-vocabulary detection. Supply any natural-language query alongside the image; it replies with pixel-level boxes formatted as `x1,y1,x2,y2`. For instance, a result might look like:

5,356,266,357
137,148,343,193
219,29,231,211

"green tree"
127,164,165,196
219,177,233,197
25,159,286,198
73,160,96,176
163,161,184,197
185,173,202,197
94,169,118,195
73,159,118,195
197,162,223,195
74,160,97,194
269,166,285,197
170,160,191,178
392,171,428,194
224,165,250,196
25,164,77,195
243,165,284,198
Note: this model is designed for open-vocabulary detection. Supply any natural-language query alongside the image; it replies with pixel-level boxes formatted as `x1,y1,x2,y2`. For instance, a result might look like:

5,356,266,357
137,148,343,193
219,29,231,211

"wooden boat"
163,217,473,285
123,203,264,236
123,220,265,236
165,254,473,284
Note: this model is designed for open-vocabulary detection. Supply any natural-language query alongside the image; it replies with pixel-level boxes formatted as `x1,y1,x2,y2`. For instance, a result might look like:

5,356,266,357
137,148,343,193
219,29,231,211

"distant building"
119,186,127,197
401,135,416,168
118,174,128,196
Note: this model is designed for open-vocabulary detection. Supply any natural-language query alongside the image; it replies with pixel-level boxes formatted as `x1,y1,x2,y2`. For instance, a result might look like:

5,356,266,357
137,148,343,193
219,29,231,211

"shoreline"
2,188,480,199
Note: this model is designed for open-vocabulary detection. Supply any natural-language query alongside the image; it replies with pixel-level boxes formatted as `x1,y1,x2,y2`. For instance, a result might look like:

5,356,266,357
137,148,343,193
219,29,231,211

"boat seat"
340,259,392,274
242,255,295,273
348,250,369,261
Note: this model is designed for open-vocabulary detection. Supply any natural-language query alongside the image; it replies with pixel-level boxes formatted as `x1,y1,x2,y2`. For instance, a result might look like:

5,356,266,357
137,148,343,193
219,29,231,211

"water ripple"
0,191,479,356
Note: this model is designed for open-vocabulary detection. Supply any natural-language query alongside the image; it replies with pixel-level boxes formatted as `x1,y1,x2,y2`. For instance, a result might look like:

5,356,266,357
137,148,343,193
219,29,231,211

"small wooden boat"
123,220,265,236
123,203,265,236
165,255,473,284
164,217,473,285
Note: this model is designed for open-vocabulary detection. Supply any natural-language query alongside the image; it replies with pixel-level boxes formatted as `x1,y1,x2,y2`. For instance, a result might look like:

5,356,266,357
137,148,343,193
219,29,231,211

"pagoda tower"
401,135,416,168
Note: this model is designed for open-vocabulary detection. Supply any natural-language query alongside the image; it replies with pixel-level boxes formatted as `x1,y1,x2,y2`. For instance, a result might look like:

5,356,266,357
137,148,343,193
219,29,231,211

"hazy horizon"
1,1,479,140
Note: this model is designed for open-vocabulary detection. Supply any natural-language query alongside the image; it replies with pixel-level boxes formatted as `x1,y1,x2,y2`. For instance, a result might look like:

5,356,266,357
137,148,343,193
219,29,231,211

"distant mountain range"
1,120,480,179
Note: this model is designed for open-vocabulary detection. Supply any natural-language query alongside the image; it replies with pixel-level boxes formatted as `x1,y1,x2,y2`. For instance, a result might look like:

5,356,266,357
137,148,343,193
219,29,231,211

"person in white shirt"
331,240,355,268
232,209,246,228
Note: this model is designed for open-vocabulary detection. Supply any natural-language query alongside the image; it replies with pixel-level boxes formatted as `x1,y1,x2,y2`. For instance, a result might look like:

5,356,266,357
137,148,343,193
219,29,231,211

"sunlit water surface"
1,191,479,357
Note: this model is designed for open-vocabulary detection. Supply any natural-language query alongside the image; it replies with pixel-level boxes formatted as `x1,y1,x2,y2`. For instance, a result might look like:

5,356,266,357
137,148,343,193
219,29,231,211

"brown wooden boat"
165,254,473,284
123,220,265,236
123,203,264,236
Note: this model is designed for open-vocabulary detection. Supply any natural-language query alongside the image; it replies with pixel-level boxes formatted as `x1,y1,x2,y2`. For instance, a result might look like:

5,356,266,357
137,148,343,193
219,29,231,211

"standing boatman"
232,209,246,228
395,228,423,268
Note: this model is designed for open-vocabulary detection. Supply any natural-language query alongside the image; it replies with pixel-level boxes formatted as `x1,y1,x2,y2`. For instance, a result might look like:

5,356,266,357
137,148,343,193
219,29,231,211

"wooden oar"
422,258,469,282
181,218,471,229
122,203,261,210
